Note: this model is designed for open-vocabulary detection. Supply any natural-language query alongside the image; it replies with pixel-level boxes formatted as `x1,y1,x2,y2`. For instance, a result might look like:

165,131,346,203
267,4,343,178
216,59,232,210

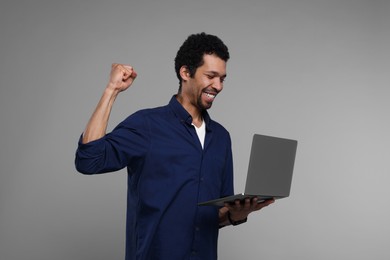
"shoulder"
133,104,170,120
208,118,231,142
118,104,170,127
209,118,227,131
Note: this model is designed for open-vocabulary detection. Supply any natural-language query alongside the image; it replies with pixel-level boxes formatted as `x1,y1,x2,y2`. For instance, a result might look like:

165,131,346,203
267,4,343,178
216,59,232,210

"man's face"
184,54,227,111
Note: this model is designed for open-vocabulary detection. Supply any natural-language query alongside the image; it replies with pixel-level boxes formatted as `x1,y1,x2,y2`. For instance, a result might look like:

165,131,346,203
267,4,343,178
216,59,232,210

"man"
75,32,274,260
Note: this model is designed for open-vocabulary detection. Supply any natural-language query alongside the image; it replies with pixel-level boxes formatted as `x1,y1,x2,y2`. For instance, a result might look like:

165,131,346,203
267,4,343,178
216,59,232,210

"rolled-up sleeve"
75,112,150,175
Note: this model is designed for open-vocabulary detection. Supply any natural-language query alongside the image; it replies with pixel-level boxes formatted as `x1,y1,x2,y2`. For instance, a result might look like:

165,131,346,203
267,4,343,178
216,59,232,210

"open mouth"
205,92,216,98
203,91,217,101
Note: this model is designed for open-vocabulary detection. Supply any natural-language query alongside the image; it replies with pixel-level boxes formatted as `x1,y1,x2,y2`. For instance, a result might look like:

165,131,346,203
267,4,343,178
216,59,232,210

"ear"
179,66,191,81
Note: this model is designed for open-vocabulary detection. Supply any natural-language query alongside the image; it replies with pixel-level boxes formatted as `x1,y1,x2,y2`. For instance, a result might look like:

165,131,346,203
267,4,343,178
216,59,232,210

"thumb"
218,206,229,218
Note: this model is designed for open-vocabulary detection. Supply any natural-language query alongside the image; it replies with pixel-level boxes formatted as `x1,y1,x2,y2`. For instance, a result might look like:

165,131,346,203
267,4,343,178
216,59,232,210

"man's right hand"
107,63,137,92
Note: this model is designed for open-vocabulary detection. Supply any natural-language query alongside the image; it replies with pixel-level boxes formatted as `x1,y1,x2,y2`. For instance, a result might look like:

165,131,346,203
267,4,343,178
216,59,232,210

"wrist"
105,84,121,96
228,211,247,226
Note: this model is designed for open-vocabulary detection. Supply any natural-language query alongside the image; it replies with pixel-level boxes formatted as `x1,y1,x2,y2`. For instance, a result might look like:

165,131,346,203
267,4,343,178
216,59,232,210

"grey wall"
1,0,389,259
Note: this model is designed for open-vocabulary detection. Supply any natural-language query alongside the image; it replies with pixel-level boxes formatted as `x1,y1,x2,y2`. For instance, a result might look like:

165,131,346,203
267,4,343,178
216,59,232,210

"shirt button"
195,226,200,231
200,177,204,182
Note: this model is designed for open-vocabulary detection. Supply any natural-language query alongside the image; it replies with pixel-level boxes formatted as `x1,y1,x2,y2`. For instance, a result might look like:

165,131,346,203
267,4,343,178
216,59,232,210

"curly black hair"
174,32,230,91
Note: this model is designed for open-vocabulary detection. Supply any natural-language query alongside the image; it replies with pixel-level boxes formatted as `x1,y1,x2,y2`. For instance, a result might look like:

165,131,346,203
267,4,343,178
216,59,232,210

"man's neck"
192,116,203,128
176,94,203,127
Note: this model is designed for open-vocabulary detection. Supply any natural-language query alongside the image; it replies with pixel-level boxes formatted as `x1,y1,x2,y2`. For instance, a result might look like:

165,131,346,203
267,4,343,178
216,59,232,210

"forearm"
82,86,120,144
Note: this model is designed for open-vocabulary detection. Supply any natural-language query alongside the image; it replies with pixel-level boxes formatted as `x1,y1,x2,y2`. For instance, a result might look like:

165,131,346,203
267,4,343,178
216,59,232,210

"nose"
213,78,223,92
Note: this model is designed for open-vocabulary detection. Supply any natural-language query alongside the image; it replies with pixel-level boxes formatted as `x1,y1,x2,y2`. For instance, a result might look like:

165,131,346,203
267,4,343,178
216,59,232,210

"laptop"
198,134,298,206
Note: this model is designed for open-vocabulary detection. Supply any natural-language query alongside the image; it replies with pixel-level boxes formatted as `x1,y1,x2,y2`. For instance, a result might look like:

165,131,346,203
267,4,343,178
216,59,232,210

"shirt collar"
169,95,212,130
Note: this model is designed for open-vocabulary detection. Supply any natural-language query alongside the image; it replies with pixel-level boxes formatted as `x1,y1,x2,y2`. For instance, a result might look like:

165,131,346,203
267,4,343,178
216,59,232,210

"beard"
197,93,213,111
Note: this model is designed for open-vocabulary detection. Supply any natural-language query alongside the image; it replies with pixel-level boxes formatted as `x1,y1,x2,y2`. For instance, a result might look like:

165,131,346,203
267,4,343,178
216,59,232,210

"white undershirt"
192,120,206,149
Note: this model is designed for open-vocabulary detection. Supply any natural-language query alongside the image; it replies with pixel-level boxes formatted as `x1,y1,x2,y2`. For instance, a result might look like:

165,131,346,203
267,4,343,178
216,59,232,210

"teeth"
205,93,215,98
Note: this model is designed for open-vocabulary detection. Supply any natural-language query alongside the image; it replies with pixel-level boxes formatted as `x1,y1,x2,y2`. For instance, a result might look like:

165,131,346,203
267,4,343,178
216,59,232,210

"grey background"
1,0,389,259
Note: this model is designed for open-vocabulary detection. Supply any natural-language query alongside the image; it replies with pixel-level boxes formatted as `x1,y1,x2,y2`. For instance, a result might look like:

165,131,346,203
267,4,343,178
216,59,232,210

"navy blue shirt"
75,96,234,260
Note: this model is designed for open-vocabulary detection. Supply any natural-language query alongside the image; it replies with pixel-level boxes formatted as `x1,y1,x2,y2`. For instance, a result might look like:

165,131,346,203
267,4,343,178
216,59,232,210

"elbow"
75,162,95,175
74,156,101,175
75,165,95,175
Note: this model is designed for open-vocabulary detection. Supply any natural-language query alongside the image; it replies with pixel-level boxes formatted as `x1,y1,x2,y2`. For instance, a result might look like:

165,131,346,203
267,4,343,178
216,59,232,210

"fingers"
111,63,137,81
122,65,137,81
108,63,137,92
252,198,275,211
218,206,229,218
225,197,275,212
223,198,275,223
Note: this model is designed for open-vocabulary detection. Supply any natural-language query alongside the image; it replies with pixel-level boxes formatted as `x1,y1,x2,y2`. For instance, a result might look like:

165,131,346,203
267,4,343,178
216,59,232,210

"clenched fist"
107,63,137,92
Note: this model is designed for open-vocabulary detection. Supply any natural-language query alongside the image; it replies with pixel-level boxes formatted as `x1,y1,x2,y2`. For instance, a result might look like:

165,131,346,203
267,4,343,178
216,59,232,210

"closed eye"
205,74,226,83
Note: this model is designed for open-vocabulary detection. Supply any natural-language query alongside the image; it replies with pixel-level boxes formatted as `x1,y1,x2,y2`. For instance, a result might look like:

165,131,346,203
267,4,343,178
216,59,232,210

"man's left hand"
219,197,275,226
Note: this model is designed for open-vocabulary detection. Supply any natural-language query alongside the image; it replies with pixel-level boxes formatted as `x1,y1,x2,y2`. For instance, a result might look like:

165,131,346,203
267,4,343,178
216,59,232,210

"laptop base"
198,193,278,207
